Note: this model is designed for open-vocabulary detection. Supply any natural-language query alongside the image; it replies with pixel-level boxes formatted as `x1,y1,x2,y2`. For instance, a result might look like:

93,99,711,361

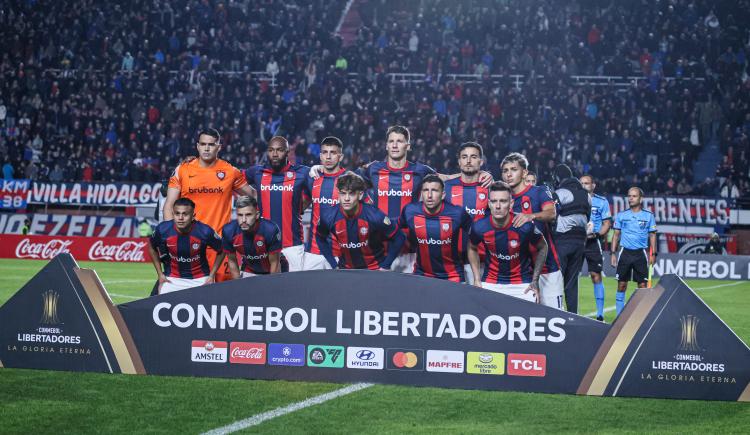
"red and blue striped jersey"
150,220,222,279
305,168,345,256
245,163,311,248
221,219,282,274
469,215,542,284
360,160,436,220
399,201,472,282
512,184,560,273
444,178,489,261
316,203,401,270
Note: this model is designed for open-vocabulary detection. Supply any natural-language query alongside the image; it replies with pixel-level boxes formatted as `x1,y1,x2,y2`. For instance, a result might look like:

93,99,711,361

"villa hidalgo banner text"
0,255,747,401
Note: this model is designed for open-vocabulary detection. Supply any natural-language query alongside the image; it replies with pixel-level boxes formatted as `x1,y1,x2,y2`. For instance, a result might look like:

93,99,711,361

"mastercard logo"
392,351,418,368
386,349,424,371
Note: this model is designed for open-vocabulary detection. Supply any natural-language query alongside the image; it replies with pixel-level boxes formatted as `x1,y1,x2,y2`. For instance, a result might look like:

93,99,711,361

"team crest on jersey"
523,202,530,210
257,240,264,247
442,223,450,232
404,174,411,181
510,240,518,248
286,171,294,178
192,243,200,250
216,170,226,180
479,193,486,200
360,227,368,235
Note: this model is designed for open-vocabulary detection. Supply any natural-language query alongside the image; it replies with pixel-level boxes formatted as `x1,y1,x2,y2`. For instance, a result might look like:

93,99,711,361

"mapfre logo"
426,350,465,373
507,353,546,377
15,238,73,259
229,342,266,364
88,240,146,262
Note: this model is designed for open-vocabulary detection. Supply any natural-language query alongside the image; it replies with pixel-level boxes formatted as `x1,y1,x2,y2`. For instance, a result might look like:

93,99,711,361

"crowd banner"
0,235,151,262
0,213,143,238
0,254,747,401
0,179,30,209
581,252,750,281
662,233,737,255
608,195,731,226
27,182,162,206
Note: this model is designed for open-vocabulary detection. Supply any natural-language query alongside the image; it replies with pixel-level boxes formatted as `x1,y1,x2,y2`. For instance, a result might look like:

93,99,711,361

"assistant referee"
610,187,657,317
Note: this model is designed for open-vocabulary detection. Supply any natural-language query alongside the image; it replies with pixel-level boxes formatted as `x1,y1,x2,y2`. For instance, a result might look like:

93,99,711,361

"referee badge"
216,170,226,180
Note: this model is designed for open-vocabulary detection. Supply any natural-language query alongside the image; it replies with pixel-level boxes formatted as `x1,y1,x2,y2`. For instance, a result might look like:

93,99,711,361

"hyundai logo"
356,350,375,360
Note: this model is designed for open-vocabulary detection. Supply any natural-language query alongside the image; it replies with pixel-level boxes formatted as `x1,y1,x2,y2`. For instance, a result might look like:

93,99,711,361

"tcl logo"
88,240,147,262
229,342,266,364
507,353,546,377
15,238,72,259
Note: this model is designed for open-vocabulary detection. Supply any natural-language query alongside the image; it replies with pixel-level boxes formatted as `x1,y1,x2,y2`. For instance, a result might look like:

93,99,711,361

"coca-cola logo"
15,238,73,259
88,240,147,262
229,342,266,364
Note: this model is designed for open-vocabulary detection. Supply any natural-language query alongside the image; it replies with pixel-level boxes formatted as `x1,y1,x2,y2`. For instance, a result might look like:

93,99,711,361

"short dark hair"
500,152,529,170
526,171,537,178
174,197,196,209
580,174,594,183
458,141,483,158
421,174,444,191
336,171,367,192
489,181,512,195
268,136,289,149
236,196,258,210
321,136,344,150
386,125,410,143
198,128,221,143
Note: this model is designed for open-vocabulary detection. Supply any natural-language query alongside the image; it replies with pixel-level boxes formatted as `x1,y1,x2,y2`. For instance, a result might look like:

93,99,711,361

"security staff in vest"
610,187,657,317
550,164,591,314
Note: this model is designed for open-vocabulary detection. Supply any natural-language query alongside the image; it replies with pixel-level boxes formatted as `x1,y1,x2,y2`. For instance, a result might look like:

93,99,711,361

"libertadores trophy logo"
679,314,701,352
40,290,60,325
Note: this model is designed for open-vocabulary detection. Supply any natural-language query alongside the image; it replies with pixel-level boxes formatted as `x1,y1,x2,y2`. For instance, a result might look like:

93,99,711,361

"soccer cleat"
596,315,604,322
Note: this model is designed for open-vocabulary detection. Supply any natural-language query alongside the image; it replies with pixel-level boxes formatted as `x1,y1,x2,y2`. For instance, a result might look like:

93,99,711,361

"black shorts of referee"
584,236,604,274
615,247,649,284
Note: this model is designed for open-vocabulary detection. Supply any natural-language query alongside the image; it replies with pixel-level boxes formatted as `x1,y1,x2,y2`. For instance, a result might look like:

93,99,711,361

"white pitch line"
202,383,373,435
581,281,744,318
107,293,142,300
102,279,155,284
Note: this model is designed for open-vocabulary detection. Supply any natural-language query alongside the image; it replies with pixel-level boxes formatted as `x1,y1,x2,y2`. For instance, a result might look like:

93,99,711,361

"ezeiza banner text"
0,255,747,401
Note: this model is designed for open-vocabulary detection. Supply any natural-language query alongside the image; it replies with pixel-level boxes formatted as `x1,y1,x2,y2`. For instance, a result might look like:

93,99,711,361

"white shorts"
160,277,209,294
540,270,564,309
281,245,305,272
464,264,485,285
481,282,536,303
302,252,333,270
390,253,416,274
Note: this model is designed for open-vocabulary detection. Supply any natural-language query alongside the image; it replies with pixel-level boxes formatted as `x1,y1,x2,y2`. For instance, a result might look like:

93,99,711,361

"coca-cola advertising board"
0,234,151,262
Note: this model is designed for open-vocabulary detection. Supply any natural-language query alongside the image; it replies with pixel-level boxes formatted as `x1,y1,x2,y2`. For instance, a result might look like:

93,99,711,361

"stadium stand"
0,0,748,200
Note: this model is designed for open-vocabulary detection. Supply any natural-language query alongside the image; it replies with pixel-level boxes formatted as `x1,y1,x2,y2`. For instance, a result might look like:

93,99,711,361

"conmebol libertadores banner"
0,255,747,401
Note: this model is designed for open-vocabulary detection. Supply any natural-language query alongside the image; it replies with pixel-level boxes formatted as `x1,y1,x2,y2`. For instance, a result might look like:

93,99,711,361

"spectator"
704,233,724,255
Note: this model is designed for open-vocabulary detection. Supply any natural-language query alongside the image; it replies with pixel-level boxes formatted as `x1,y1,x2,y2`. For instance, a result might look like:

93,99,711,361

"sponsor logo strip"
386,348,425,371
229,342,266,365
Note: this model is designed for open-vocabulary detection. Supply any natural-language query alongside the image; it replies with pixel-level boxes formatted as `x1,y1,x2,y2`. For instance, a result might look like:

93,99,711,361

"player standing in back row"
164,128,256,282
244,136,311,272
610,187,657,316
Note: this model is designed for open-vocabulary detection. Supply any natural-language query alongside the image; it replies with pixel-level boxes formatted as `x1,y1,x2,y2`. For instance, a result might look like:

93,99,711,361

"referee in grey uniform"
550,164,591,314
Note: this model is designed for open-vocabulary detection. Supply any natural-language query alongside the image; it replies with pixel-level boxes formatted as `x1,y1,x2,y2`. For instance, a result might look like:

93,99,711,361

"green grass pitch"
0,259,748,434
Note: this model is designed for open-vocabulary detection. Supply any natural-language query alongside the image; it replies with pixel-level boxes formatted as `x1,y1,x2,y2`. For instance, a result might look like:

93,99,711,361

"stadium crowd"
0,0,748,199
